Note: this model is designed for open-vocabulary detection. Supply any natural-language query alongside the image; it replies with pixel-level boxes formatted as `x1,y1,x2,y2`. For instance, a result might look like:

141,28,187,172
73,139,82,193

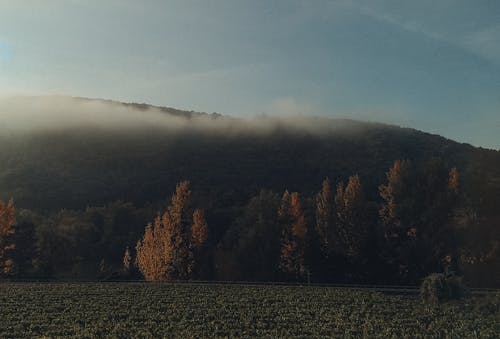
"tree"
136,222,165,281
334,175,369,259
135,181,208,281
191,209,208,251
316,178,335,258
189,209,209,278
0,199,16,277
448,167,459,193
11,209,37,278
279,191,308,280
379,160,412,241
123,246,132,274
379,159,461,283
216,190,281,281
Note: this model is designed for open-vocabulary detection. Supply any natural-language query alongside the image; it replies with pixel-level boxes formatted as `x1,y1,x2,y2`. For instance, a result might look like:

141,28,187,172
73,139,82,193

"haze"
0,95,364,136
0,1,499,149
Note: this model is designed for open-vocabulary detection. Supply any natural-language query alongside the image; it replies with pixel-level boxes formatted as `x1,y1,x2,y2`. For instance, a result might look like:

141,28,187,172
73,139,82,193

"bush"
420,273,468,304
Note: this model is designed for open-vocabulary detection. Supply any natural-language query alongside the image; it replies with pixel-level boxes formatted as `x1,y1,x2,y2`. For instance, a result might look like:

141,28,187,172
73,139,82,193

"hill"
1,96,498,210
0,96,498,285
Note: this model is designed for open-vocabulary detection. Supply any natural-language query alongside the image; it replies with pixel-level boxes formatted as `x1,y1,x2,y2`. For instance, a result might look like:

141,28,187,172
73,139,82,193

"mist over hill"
0,96,499,286
1,95,497,210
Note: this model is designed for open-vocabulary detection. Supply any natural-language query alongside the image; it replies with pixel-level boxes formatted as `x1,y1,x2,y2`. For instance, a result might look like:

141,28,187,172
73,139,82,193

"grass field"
0,282,498,338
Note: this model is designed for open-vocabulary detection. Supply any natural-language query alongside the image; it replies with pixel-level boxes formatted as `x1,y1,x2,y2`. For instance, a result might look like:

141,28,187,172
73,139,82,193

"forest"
0,97,499,287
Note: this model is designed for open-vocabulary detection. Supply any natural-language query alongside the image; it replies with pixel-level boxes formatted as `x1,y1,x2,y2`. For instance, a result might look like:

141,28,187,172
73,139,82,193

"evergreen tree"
123,246,132,274
315,178,335,258
222,190,281,281
191,209,208,251
189,209,209,278
334,175,369,259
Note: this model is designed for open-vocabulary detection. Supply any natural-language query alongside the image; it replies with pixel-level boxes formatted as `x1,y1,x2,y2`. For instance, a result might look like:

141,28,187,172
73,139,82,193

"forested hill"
1,96,499,286
0,96,498,212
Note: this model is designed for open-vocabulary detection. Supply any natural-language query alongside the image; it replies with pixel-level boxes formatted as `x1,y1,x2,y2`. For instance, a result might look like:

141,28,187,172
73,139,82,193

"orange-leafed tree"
0,199,16,277
135,221,166,281
135,181,208,281
279,191,308,280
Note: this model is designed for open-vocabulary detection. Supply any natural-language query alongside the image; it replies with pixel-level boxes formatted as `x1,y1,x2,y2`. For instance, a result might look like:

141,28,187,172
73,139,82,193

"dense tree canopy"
1,157,497,287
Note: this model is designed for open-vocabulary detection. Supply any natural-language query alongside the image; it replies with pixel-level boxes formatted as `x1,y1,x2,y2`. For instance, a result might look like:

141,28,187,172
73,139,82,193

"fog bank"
0,96,372,136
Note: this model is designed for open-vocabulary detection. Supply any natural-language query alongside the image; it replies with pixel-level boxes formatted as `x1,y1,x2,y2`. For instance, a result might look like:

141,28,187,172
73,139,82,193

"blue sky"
0,1,499,149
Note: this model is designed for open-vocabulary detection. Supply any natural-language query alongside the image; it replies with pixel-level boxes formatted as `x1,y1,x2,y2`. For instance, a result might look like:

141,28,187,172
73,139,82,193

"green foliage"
420,273,468,304
32,202,153,279
218,190,281,281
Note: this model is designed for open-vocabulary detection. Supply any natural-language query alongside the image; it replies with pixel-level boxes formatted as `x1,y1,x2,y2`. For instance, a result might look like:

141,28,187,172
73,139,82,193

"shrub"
420,273,468,304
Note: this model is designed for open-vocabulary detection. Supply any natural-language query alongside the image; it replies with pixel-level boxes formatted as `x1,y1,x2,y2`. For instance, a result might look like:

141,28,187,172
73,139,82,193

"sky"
0,0,499,149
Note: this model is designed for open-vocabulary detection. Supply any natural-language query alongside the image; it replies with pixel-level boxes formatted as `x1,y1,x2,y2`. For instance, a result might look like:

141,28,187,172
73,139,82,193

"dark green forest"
0,98,499,287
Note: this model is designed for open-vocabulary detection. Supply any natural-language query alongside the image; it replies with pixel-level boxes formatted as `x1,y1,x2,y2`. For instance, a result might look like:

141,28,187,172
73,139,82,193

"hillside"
0,96,498,211
0,96,499,286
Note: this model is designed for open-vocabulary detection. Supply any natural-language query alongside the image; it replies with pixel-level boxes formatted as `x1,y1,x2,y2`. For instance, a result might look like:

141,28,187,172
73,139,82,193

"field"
0,283,498,338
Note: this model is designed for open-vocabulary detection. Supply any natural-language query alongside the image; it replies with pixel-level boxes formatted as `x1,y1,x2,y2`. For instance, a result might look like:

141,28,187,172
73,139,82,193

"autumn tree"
379,159,461,282
0,199,16,277
136,222,165,281
316,178,335,258
279,191,308,280
164,180,193,280
135,181,209,281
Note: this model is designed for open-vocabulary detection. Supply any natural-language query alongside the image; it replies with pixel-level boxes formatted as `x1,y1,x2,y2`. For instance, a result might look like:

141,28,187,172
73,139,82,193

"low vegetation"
420,273,469,304
0,283,497,338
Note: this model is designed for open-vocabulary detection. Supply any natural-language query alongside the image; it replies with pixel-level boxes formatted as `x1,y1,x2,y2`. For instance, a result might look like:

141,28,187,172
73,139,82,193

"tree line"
0,159,497,286
131,159,463,284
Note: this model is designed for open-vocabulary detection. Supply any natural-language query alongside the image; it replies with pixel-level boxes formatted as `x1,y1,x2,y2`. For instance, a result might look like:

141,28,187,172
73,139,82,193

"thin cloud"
351,2,500,64
460,26,500,62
